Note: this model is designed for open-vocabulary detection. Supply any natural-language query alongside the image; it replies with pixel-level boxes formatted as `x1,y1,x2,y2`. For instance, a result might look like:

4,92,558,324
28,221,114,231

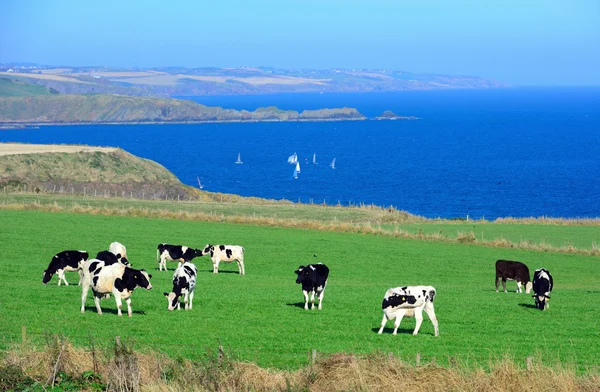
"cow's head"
42,270,53,284
533,294,550,310
295,266,309,284
525,281,533,294
133,269,152,290
192,248,203,259
164,292,180,311
201,244,213,256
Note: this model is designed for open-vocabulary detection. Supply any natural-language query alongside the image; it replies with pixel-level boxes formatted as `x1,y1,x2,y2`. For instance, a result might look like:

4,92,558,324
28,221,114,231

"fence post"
312,349,317,364
116,336,121,347
416,353,421,365
21,326,27,345
526,356,533,371
431,356,436,366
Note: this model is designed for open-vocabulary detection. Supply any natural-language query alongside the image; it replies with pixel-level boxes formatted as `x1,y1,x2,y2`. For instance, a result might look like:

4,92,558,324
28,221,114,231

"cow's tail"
428,289,436,303
156,247,159,263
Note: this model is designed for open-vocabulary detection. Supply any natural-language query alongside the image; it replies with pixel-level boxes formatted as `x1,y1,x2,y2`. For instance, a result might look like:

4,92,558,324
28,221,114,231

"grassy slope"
0,209,598,371
0,78,50,97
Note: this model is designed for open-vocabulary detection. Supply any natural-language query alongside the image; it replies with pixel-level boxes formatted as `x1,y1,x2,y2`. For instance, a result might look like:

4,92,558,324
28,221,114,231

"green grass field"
1,209,599,372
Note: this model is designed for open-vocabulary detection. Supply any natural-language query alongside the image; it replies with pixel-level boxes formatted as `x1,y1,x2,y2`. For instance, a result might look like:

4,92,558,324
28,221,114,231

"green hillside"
0,78,52,97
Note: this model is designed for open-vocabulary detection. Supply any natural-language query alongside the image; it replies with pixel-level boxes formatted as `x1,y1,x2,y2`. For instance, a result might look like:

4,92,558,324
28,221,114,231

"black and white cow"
201,244,245,275
157,244,203,271
378,286,439,336
80,259,152,317
532,268,553,310
495,259,532,294
163,262,198,310
294,263,329,310
43,250,89,286
109,242,129,265
95,250,128,266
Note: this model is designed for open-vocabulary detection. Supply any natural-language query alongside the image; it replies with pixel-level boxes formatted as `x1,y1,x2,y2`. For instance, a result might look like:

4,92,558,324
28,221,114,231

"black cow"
495,259,532,293
157,244,203,271
532,268,553,310
96,250,128,266
81,259,152,317
295,263,329,310
43,250,89,286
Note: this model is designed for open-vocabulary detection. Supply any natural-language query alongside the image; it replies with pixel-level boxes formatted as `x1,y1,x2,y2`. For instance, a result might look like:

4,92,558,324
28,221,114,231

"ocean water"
1,87,599,219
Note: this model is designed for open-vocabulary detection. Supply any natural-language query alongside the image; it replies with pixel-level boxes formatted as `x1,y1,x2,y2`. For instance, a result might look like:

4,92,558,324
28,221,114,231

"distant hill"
0,94,365,124
0,65,508,97
0,78,55,97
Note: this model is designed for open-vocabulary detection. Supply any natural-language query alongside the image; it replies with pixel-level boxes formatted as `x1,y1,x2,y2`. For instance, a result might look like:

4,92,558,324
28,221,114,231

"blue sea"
1,87,599,219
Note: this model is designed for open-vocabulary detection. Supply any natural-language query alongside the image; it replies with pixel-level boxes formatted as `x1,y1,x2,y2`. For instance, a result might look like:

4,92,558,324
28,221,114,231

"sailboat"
293,167,298,179
296,161,301,174
330,158,336,169
196,176,204,189
312,153,317,164
287,152,298,164
236,153,243,164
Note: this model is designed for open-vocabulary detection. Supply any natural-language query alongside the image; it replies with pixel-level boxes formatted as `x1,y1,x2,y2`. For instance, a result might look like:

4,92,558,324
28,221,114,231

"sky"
1,0,599,85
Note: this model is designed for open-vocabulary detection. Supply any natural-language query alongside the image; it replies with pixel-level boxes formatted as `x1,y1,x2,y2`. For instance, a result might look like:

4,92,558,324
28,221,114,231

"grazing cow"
495,259,532,293
43,250,89,286
532,268,553,310
163,262,198,310
96,250,128,266
109,242,129,265
156,244,203,271
201,244,245,275
80,259,152,317
294,263,329,310
378,286,439,336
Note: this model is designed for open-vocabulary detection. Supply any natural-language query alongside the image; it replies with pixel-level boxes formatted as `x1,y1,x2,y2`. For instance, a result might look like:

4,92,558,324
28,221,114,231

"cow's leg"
189,290,194,310
57,270,67,286
378,314,389,334
502,278,507,293
183,291,189,310
81,279,91,313
392,310,406,335
213,259,220,274
317,289,325,310
237,260,245,275
310,290,316,310
495,276,500,292
114,292,123,317
159,257,163,271
412,307,425,336
516,281,522,293
77,269,83,286
424,302,439,336
93,292,103,315
303,290,309,310
126,297,132,317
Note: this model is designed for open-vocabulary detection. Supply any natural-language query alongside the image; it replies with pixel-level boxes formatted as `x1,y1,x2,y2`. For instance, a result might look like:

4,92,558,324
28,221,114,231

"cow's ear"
116,253,121,258
148,274,153,279
163,292,169,297
545,295,551,299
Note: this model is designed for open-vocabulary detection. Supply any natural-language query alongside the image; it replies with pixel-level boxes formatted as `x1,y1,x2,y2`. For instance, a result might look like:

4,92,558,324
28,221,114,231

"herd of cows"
42,242,555,335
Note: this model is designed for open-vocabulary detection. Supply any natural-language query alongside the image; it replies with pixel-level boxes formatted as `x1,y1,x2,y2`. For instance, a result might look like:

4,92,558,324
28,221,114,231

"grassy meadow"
1,208,599,373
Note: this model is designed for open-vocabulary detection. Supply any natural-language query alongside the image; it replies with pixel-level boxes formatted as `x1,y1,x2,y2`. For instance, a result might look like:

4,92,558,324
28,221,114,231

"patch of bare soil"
0,143,117,156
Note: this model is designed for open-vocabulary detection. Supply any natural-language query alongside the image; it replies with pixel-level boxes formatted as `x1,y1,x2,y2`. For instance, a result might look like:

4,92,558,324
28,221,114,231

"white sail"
296,161,301,174
313,153,317,164
330,158,336,169
236,153,243,164
197,176,204,189
287,152,298,164
293,167,298,179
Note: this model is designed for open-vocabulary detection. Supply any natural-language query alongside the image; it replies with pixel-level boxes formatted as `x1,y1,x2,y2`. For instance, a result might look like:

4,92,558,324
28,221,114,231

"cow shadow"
518,303,537,309
286,302,307,309
83,306,146,315
371,327,413,335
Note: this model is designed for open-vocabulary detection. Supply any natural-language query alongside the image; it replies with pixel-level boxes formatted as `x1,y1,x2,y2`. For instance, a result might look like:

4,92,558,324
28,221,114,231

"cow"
294,263,329,310
156,244,203,271
200,244,245,275
495,259,532,293
95,250,129,266
109,242,129,265
378,286,439,336
163,262,198,310
532,268,553,310
80,259,152,317
43,250,89,286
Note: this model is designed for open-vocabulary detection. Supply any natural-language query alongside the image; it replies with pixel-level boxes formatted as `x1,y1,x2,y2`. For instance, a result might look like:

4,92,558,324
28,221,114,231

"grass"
0,78,50,97
1,209,599,373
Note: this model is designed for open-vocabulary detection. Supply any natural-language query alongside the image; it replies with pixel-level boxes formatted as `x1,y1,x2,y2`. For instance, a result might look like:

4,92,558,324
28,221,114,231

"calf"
295,263,329,310
378,286,439,336
43,250,89,286
109,242,129,265
96,250,128,266
201,244,245,275
163,262,198,310
157,244,203,271
532,268,553,310
495,259,532,293
80,259,152,317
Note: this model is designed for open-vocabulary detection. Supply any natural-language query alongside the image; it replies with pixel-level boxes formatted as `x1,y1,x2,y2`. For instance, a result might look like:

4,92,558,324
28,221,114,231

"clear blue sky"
1,0,599,85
